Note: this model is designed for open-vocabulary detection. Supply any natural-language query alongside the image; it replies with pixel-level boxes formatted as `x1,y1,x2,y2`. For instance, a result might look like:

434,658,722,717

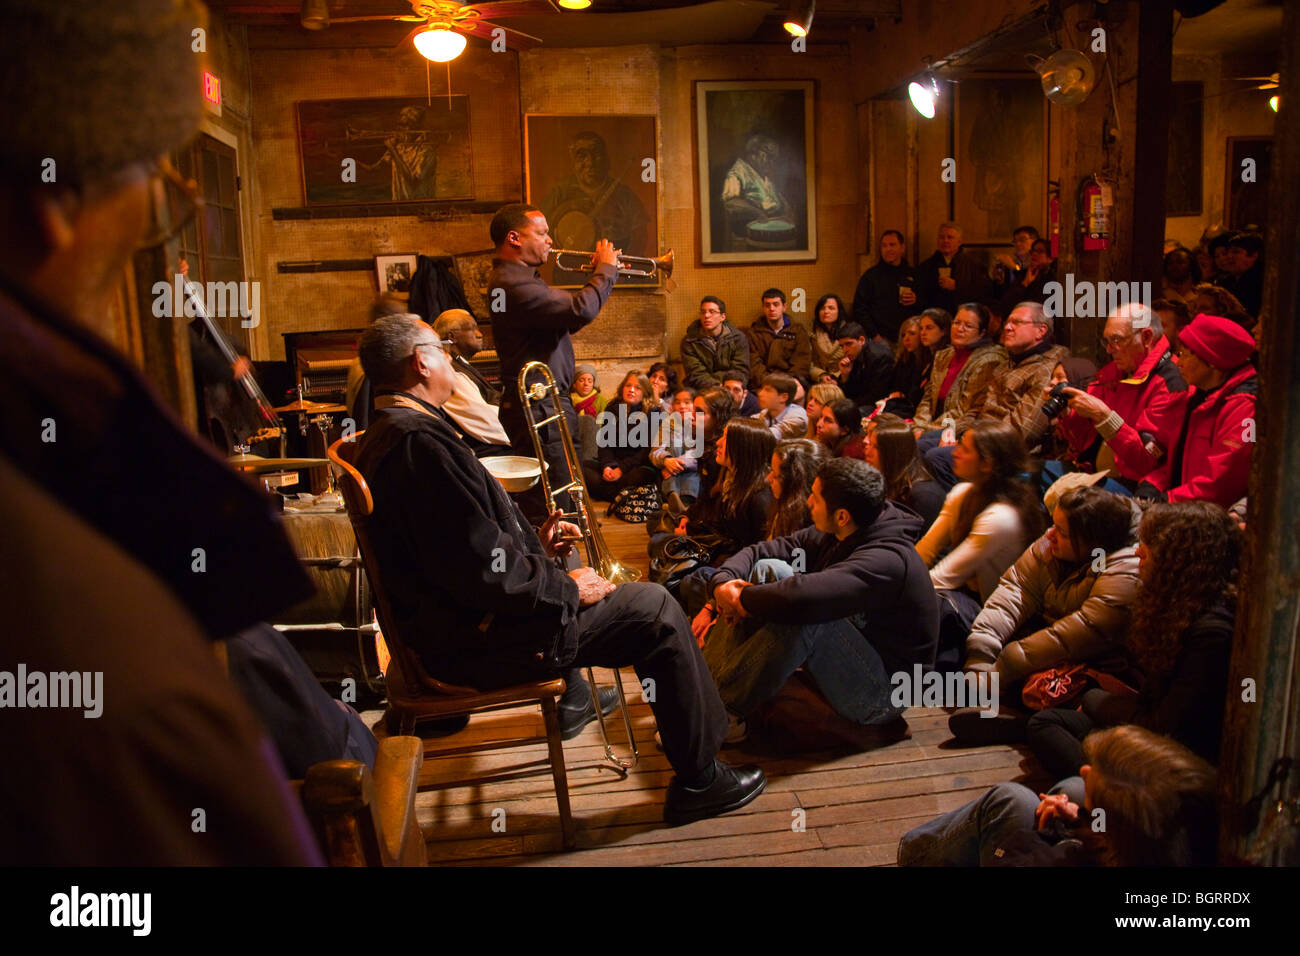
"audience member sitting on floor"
803,381,845,440
1027,501,1240,779
570,362,607,418
651,386,701,502
863,414,946,529
898,725,1218,866
916,307,953,384
950,485,1139,743
681,296,751,390
917,420,1047,669
672,417,776,557
1046,303,1187,492
835,321,896,412
582,371,659,501
1134,313,1258,509
690,387,738,504
882,316,929,418
701,458,938,741
810,293,849,385
753,372,808,440
911,302,1007,438
724,374,762,417
354,315,766,824
647,361,678,414
747,287,812,394
766,438,830,539
816,399,868,460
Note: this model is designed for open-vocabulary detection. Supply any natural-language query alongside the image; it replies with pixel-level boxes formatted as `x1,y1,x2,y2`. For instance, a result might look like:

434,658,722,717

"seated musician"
432,307,513,458
353,315,767,825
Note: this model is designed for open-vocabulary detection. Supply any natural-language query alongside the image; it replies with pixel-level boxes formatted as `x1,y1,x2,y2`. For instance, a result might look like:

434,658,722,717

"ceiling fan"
299,1,568,61
1232,72,1279,90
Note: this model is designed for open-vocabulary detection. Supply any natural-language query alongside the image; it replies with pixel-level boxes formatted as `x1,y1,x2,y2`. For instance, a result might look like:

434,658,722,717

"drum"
746,217,797,249
276,510,371,627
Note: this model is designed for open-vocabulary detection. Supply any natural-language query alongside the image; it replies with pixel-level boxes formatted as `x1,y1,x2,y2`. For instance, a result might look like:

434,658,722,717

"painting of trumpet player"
526,115,658,287
296,96,473,205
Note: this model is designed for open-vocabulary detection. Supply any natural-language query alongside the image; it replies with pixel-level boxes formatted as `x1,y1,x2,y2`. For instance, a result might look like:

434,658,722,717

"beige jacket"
913,343,1009,431
976,343,1069,435
965,534,1140,682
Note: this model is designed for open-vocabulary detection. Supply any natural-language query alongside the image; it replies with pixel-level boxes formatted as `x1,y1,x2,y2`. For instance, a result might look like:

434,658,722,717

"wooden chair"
326,434,577,849
300,736,427,866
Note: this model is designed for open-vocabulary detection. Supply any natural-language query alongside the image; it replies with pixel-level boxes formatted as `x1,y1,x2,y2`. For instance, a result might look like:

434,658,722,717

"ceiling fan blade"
464,1,556,17
328,15,428,24
461,18,543,47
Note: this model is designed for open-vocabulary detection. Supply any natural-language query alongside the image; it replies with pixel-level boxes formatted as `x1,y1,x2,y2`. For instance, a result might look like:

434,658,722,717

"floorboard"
365,513,1043,866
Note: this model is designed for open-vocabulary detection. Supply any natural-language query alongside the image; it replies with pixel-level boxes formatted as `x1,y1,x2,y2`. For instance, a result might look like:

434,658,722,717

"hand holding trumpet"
591,239,620,270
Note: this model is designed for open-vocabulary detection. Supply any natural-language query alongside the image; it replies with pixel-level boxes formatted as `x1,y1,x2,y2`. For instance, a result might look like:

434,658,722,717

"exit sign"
203,71,222,116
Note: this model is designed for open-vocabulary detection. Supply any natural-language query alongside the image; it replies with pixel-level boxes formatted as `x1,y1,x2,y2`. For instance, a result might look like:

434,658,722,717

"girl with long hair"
675,417,775,551
1027,501,1241,779
582,371,659,501
900,724,1218,867
691,386,737,501
647,361,678,414
810,293,849,384
766,438,829,539
815,399,867,460
882,316,928,417
864,414,944,527
803,381,845,440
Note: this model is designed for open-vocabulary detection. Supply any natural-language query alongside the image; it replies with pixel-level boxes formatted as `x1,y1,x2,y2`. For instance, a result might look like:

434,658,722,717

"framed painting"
525,115,659,287
696,80,816,264
953,76,1048,244
1225,136,1272,231
375,254,417,296
452,248,497,324
296,96,473,206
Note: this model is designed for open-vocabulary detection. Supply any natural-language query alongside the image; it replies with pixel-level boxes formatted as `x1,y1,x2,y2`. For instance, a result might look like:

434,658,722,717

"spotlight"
557,0,592,8
414,24,467,62
1269,95,1279,112
908,75,939,118
783,0,815,37
300,0,329,30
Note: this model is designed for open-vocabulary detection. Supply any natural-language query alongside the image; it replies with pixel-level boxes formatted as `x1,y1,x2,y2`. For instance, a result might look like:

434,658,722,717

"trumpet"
517,361,640,585
551,247,674,279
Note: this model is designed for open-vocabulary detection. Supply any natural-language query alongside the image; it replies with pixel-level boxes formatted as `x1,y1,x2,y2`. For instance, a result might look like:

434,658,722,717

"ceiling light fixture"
557,0,593,8
908,74,940,118
300,0,329,31
414,23,467,62
783,0,815,37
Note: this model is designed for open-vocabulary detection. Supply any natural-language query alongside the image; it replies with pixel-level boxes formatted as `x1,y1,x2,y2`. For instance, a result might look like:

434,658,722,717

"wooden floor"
366,516,1047,866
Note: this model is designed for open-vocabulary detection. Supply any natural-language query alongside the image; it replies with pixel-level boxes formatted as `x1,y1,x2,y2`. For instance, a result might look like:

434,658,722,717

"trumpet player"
354,315,767,824
488,202,619,522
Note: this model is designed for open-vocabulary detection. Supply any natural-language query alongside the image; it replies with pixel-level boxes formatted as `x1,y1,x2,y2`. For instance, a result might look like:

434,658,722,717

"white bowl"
480,455,546,493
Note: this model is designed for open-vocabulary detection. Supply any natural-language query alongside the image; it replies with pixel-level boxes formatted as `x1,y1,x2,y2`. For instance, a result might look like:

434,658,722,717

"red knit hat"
1179,314,1256,370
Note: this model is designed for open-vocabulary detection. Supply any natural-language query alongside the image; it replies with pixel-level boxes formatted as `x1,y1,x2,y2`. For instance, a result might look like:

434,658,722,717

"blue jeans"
1038,458,1132,499
702,560,899,724
924,443,958,491
662,470,701,502
897,775,1087,866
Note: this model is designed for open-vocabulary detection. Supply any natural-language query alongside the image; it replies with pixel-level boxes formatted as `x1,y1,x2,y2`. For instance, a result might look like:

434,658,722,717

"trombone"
551,248,674,279
517,360,639,770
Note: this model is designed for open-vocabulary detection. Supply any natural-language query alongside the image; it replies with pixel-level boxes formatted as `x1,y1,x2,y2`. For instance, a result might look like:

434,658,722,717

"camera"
1040,382,1072,420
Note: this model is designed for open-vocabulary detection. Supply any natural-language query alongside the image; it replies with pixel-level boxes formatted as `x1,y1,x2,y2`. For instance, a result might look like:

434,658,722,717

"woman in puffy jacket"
912,302,1007,435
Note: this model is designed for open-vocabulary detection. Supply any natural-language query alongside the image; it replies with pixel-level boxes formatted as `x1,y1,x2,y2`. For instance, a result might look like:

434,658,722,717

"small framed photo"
375,253,418,296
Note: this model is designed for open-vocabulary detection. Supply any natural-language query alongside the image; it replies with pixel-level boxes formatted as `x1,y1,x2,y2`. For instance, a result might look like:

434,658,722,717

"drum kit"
227,389,346,496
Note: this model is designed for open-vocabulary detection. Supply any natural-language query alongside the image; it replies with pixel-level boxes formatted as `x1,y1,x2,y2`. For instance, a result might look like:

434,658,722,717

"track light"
557,0,593,8
783,0,815,37
1269,95,1279,112
300,0,329,31
908,75,940,118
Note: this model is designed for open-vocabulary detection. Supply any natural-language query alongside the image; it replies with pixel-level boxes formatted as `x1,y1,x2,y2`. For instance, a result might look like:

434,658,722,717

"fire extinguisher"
1078,175,1111,251
1048,182,1061,259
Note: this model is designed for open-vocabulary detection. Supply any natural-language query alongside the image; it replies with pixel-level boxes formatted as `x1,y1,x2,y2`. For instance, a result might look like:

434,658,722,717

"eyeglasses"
1004,317,1037,328
1100,331,1138,349
135,157,203,252
952,320,981,331
414,339,456,356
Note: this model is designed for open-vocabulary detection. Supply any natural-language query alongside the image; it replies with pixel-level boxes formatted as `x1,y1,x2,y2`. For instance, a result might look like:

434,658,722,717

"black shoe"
947,706,1028,745
558,686,620,740
663,761,767,826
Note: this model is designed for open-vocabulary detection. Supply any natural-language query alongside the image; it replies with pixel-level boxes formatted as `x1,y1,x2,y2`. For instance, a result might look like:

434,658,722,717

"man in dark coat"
835,321,896,411
703,459,939,730
917,222,991,315
487,203,617,522
851,229,918,342
353,315,766,825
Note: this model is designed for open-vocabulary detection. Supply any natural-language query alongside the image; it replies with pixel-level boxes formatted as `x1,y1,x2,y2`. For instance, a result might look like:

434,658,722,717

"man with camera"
1049,303,1188,489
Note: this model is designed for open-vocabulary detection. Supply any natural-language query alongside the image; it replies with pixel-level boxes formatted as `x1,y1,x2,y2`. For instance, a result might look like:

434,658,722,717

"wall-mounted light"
908,75,940,118
414,23,467,62
783,0,816,37
1269,95,1279,112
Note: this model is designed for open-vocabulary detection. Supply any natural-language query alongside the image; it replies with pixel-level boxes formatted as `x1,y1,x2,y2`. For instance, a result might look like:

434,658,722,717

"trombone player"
488,202,619,524
354,315,767,823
